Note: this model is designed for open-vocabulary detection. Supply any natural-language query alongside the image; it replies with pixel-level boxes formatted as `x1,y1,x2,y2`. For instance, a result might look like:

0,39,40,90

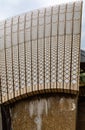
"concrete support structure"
11,94,77,130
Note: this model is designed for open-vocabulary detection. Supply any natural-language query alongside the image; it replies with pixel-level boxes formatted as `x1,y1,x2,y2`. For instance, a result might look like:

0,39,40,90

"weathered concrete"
10,94,77,130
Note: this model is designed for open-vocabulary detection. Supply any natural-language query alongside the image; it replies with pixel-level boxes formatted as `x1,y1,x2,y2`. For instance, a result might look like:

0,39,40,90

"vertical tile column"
44,7,51,92
51,5,58,91
5,19,14,100
38,9,45,92
18,14,26,95
0,21,8,103
71,2,82,93
32,10,38,93
12,16,20,98
64,3,73,92
25,12,32,94
57,5,66,92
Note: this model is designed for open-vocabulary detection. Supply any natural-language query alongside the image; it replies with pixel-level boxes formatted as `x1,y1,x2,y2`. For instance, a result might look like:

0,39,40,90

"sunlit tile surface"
0,1,82,103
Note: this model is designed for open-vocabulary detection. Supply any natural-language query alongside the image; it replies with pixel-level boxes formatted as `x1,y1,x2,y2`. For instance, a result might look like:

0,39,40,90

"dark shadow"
1,104,12,130
77,96,85,130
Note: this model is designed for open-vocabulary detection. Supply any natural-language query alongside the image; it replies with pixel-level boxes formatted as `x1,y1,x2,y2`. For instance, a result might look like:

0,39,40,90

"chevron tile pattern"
0,1,82,103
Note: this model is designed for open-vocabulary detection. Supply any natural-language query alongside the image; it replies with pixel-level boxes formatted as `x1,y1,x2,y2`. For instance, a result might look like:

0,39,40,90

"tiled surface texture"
0,1,82,103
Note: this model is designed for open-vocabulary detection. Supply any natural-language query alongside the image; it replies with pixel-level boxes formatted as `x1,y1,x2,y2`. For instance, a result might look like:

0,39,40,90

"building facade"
0,1,84,130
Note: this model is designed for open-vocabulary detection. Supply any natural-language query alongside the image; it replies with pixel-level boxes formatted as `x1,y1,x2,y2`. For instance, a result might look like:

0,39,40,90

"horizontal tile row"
0,20,81,50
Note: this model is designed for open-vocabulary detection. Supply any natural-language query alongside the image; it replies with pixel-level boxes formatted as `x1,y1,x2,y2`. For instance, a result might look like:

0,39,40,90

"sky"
0,0,85,50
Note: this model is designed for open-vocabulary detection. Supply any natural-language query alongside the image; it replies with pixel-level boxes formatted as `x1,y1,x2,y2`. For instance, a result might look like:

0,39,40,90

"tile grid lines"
43,8,46,92
45,8,51,92
24,14,27,95
17,16,21,97
10,17,15,100
56,5,60,92
77,2,83,92
0,11,80,32
63,4,67,92
50,6,53,91
37,10,39,93
0,16,80,51
0,8,81,50
0,35,81,51
50,7,53,90
71,2,80,93
4,20,9,101
70,2,75,93
31,12,33,93
0,2,82,103
0,32,81,51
